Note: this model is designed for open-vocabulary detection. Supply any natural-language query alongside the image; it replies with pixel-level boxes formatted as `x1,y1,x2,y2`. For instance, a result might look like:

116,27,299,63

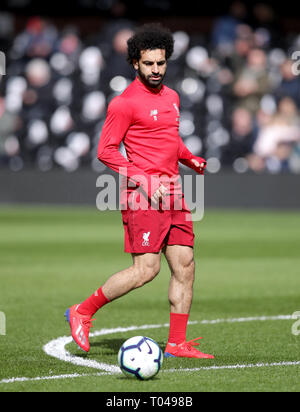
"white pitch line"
200,315,293,325
165,360,300,373
1,314,298,385
0,372,110,385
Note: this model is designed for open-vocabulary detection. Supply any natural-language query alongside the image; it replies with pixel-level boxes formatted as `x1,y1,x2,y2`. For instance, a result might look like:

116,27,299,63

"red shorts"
121,194,194,254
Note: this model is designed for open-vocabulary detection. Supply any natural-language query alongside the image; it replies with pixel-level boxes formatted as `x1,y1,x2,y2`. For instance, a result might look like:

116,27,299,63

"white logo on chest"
150,109,158,121
173,103,180,121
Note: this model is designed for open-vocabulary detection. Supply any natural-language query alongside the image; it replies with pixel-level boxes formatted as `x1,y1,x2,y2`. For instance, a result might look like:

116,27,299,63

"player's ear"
133,59,139,71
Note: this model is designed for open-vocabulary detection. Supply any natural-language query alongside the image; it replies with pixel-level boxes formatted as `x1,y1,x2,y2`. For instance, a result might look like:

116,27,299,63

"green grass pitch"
0,206,300,392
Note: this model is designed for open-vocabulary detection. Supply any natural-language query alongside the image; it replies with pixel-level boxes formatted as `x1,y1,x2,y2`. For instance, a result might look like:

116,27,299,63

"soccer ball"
118,336,163,380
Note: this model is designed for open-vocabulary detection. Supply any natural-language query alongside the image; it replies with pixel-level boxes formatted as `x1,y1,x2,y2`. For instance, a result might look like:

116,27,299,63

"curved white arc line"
43,323,173,374
43,335,120,374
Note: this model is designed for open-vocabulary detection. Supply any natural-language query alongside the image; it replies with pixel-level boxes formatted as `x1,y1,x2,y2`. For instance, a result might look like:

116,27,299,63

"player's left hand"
191,158,206,174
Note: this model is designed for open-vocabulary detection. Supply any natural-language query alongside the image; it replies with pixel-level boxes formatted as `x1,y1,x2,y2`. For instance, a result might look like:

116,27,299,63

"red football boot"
65,304,95,352
164,337,214,359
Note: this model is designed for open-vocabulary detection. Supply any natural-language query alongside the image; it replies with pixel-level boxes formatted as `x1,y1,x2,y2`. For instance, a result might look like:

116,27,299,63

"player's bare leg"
164,245,195,314
163,244,214,359
102,252,161,301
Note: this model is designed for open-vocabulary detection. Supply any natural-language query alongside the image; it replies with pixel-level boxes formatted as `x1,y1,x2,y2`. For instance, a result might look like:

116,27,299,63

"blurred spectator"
211,1,248,55
0,96,21,165
0,96,19,137
222,106,256,165
23,58,54,123
274,59,300,108
232,47,271,113
250,3,281,47
100,21,136,92
25,58,51,88
252,97,300,172
0,12,14,52
21,17,58,58
225,24,254,78
56,27,82,61
167,31,190,87
277,96,300,125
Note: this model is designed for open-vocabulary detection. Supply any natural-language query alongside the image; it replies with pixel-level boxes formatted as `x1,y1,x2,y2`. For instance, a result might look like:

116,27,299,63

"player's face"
134,49,167,89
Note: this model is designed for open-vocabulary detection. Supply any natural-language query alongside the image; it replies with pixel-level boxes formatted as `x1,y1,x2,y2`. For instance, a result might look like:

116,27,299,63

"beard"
137,67,165,89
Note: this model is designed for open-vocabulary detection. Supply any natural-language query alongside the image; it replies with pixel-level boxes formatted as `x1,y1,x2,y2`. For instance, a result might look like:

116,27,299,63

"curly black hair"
127,23,174,65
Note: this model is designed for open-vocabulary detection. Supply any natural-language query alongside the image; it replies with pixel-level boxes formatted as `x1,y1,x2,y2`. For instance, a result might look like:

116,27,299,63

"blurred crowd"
1,1,300,174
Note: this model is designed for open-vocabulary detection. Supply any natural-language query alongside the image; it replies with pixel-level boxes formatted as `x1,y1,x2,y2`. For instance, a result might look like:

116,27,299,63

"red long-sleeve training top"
97,77,205,198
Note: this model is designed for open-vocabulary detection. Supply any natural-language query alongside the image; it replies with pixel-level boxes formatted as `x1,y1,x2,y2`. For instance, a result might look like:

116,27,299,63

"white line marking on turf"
200,315,293,324
165,361,300,373
43,335,120,373
1,314,298,384
0,372,110,384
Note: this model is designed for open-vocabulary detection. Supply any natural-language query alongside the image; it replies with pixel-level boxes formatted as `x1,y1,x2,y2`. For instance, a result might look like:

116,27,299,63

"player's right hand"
151,184,167,205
